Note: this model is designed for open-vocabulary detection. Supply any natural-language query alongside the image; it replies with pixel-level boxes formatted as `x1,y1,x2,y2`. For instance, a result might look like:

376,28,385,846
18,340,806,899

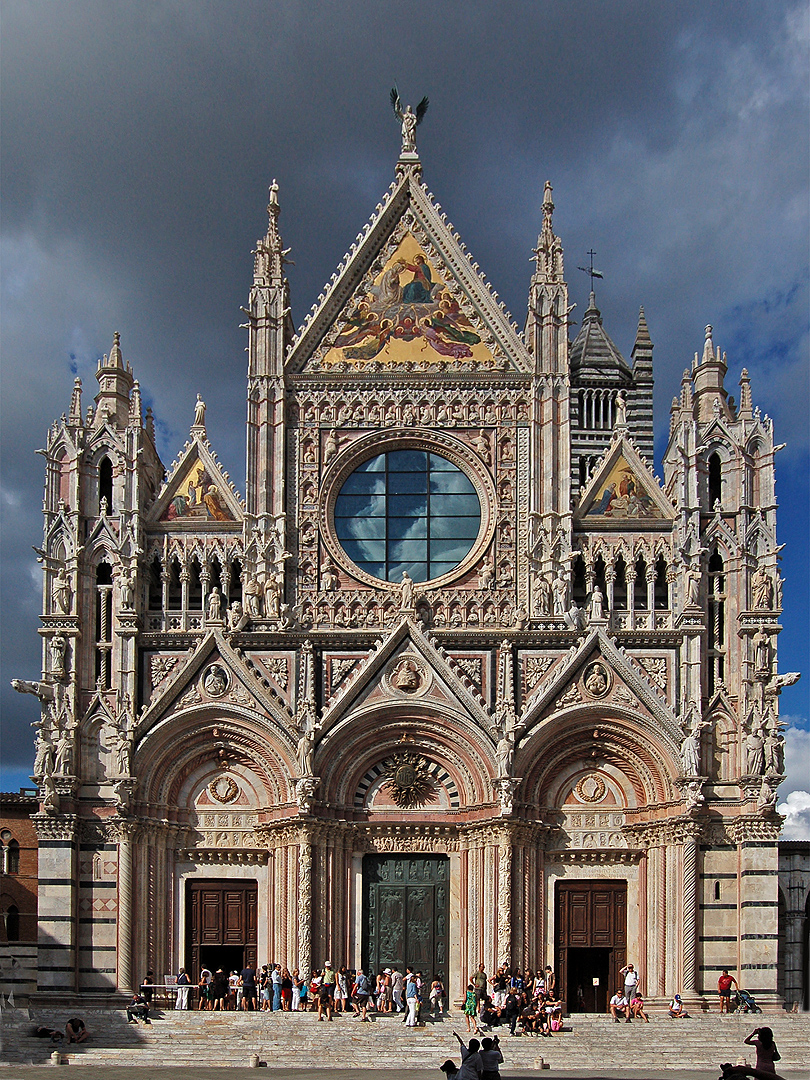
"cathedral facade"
16,129,795,1010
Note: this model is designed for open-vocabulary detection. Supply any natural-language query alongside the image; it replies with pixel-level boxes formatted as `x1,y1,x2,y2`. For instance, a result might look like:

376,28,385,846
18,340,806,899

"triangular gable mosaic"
320,232,494,368
148,436,244,525
575,437,674,524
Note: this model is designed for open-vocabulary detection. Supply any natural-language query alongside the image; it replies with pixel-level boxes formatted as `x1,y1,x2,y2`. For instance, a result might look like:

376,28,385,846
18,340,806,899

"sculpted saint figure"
194,394,206,427
323,429,339,465
615,390,627,428
53,567,71,614
752,565,773,610
685,565,701,607
54,730,74,775
552,570,568,616
589,585,605,622
536,574,552,615
745,719,766,776
118,571,134,610
207,587,222,621
244,577,262,618
473,430,491,465
50,633,67,677
297,728,315,776
320,560,339,592
263,574,281,619
680,716,707,777
496,733,514,777
33,732,54,777
399,571,415,611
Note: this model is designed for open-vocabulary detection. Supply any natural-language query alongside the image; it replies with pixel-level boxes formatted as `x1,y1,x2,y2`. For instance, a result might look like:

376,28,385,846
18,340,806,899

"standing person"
259,966,271,1011
240,963,257,1011
454,1033,484,1080
619,963,640,1001
318,961,336,1021
381,968,393,1012
335,966,349,1013
503,988,521,1035
352,967,372,1021
405,970,419,1027
718,969,739,1013
743,1027,781,1075
490,967,508,1009
211,969,229,1011
140,972,154,1007
543,966,556,996
480,1035,504,1080
281,968,293,1011
175,968,190,1011
391,966,404,1013
291,968,303,1011
463,983,481,1035
198,968,212,1010
271,963,283,1011
471,963,488,1007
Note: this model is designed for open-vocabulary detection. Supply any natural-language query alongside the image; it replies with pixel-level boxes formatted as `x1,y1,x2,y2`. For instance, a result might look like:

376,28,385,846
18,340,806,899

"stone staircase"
2,1007,809,1071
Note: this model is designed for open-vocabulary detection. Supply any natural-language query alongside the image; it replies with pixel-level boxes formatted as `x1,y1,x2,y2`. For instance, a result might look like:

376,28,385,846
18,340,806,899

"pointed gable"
575,433,675,525
287,169,531,375
147,430,244,526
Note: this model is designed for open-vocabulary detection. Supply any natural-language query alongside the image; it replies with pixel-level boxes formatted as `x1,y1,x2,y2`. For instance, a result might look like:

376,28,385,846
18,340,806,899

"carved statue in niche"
399,570,415,611
752,564,773,610
33,726,54,777
758,777,778,811
744,716,766,776
324,429,340,465
753,630,770,675
479,560,495,590
54,729,74,774
264,573,282,619
320,560,339,592
588,586,605,622
473,430,491,465
536,575,552,615
244,577,263,618
496,731,514,777
203,664,228,698
296,728,316,776
227,601,246,631
552,569,568,616
53,567,72,614
685,565,701,607
207,587,222,621
118,570,134,610
50,633,67,678
583,662,610,698
391,658,423,693
763,712,785,775
680,712,709,777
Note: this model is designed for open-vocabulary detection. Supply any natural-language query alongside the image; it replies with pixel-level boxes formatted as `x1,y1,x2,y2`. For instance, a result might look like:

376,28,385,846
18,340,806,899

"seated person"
479,993,500,1029
544,995,562,1034
609,990,630,1022
65,1017,88,1043
630,992,649,1023
668,994,689,1018
518,1001,541,1036
126,993,150,1024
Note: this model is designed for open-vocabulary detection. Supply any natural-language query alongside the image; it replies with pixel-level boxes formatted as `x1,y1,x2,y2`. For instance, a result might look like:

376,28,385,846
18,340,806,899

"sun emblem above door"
383,751,436,807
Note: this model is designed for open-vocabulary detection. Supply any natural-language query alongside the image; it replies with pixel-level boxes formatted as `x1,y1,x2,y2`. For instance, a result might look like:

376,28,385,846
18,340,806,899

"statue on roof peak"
390,87,429,156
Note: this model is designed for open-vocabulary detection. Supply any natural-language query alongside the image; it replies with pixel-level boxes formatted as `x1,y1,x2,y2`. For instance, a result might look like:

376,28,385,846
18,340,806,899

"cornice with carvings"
32,813,77,841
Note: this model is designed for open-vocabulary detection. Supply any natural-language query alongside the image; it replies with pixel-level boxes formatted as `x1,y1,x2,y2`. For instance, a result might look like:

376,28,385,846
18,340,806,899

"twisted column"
681,834,699,993
116,824,135,993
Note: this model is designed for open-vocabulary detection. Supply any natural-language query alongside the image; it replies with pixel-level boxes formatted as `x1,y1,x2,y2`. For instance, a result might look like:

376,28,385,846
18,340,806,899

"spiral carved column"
115,824,136,993
681,833,700,993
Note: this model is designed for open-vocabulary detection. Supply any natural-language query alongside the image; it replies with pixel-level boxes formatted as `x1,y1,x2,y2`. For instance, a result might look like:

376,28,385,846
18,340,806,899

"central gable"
286,170,531,375
320,231,494,368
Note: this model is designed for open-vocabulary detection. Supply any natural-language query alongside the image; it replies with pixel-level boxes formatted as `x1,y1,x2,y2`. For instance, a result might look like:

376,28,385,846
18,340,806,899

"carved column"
680,825,701,995
298,832,312,976
497,835,512,966
114,822,137,993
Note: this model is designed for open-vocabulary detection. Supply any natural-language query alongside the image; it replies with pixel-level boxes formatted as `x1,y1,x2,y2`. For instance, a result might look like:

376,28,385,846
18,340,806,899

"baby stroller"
733,988,762,1013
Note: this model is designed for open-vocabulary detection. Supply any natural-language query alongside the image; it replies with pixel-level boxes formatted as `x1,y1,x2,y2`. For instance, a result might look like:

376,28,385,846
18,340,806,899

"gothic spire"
253,179,286,286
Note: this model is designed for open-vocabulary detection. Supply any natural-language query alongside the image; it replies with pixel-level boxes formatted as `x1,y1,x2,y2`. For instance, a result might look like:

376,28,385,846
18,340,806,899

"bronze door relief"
362,854,449,981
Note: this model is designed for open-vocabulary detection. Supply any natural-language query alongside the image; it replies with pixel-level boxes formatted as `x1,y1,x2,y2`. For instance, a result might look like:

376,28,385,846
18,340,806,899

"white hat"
324,960,332,967
384,968,392,974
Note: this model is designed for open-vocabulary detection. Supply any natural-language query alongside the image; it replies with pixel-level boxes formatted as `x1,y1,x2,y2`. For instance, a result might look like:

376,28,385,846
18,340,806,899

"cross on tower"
578,249,604,295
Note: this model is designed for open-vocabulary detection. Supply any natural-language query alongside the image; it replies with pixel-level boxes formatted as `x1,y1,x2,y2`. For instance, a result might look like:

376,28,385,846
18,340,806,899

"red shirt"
718,974,734,993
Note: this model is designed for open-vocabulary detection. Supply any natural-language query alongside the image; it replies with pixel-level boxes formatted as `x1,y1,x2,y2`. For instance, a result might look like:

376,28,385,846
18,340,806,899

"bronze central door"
362,855,449,981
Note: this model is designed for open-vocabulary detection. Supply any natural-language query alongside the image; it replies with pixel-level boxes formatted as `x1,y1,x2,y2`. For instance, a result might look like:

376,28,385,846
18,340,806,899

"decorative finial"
702,324,714,364
390,87,429,157
109,331,122,368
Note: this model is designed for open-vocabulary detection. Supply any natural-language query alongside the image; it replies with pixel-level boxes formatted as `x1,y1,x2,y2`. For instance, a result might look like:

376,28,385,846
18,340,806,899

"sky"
1,1,808,827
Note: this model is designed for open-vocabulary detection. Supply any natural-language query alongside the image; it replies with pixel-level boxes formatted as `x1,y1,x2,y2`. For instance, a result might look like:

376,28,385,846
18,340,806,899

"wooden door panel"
186,881,258,958
555,880,628,1008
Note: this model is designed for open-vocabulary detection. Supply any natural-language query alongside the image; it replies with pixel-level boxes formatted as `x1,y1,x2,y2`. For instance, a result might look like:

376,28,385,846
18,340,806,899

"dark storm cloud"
1,0,808,781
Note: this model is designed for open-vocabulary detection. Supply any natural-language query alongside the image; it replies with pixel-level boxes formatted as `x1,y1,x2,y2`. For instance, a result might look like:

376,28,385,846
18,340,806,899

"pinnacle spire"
109,330,123,368
253,178,286,286
532,180,564,282
635,307,652,347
